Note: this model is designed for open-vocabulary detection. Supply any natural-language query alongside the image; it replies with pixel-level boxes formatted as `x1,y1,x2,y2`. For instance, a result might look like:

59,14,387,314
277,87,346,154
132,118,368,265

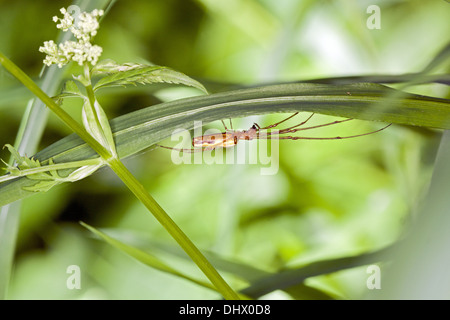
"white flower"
40,7,104,68
53,8,74,31
39,40,70,68
70,9,104,43
85,44,103,65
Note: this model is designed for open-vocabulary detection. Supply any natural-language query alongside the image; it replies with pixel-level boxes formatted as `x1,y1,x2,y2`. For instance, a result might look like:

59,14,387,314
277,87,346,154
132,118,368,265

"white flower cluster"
39,8,104,68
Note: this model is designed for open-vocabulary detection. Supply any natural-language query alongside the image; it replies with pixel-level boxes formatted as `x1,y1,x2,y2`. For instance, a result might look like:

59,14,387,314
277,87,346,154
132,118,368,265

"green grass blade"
370,130,450,299
420,40,450,74
94,229,272,280
80,222,218,292
0,82,449,206
81,228,336,299
0,203,21,299
240,246,393,299
300,74,450,86
89,228,378,299
284,283,335,300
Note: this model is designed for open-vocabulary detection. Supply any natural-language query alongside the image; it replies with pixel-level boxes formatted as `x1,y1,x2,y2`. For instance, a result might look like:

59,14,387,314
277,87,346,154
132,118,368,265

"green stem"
107,157,240,300
84,63,99,121
0,158,103,183
0,51,240,300
0,52,111,160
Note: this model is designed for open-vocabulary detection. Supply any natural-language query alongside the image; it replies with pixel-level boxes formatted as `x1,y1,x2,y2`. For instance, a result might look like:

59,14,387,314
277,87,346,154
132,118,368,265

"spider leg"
274,113,315,132
264,118,353,136
155,144,205,153
259,123,391,140
221,120,228,131
259,112,300,130
220,118,234,131
259,112,315,136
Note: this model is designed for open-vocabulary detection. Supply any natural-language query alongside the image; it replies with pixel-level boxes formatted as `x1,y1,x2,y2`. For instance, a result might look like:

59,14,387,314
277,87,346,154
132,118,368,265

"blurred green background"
0,0,449,299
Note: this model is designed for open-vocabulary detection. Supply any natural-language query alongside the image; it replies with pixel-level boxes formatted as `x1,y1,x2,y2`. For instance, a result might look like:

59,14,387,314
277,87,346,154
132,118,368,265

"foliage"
0,0,449,300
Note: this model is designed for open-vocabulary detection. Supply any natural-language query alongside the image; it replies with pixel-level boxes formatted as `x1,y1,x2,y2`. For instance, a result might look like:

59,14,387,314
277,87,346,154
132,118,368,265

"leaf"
92,61,208,94
62,80,83,96
284,283,336,300
240,246,394,299
0,82,449,206
1,145,104,192
90,59,140,76
81,99,117,156
72,74,90,87
370,131,450,299
52,80,85,104
3,144,42,173
80,222,216,292
80,228,379,299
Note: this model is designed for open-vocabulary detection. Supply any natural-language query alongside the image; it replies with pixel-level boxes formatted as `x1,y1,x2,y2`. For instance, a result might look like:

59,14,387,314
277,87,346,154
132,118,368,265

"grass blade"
0,82,449,207
81,222,232,295
240,246,393,298
369,130,450,299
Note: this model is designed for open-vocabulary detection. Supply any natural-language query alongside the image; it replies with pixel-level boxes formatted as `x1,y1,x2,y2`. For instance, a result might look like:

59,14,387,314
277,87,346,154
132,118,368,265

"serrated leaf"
63,80,83,95
1,145,103,192
51,80,86,104
92,62,208,94
90,59,140,76
3,144,40,170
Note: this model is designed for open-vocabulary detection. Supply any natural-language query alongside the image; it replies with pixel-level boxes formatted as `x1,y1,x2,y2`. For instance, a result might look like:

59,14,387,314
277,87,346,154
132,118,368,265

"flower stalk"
0,7,240,300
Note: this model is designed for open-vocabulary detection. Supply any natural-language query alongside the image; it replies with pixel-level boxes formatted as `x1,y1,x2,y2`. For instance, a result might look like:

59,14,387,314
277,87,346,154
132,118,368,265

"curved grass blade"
369,130,450,299
240,246,394,299
80,228,335,299
1,82,449,206
300,74,450,86
89,228,390,299
80,222,216,291
80,222,253,298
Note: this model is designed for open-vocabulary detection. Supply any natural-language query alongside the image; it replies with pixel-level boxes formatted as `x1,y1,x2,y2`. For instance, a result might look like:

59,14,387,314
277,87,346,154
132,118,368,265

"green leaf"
81,99,117,157
0,82,449,206
90,59,138,76
3,144,43,174
52,80,85,104
92,60,208,94
80,222,216,292
370,131,450,299
85,228,378,299
62,80,83,96
1,145,104,192
240,246,393,299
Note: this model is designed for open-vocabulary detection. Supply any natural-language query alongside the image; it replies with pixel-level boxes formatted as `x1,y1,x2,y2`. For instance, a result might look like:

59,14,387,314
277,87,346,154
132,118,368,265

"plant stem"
0,52,111,161
107,157,240,300
0,158,103,183
0,51,240,300
84,63,101,128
